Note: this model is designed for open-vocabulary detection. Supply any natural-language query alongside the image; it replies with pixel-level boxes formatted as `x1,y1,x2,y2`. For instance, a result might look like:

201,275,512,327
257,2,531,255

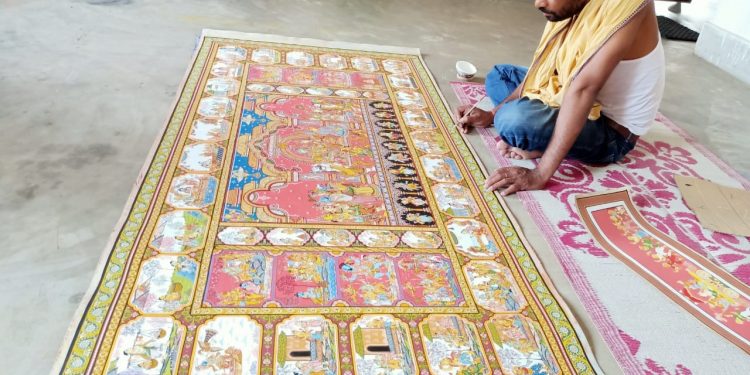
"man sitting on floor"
456,0,665,195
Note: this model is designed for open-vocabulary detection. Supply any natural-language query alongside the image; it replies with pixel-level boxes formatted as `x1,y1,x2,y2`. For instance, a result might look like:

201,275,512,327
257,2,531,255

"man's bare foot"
496,139,512,157
495,139,543,160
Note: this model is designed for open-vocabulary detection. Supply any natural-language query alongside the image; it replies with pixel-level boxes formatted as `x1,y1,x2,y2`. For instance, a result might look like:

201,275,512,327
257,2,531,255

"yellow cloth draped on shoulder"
521,0,649,120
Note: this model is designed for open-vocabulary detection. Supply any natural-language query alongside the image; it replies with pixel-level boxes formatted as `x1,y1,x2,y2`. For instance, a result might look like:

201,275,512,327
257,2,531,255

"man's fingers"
484,166,536,195
485,168,514,187
457,116,472,134
484,169,504,188
501,183,521,196
486,169,515,191
456,119,469,133
487,177,514,192
456,104,470,119
485,167,530,192
455,111,467,133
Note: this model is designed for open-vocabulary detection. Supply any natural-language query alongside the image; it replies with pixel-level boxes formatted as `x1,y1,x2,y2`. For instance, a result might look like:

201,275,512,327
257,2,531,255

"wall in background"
709,0,750,39
695,0,750,85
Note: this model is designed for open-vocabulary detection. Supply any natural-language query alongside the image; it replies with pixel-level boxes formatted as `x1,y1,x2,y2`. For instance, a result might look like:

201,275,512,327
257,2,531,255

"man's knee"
485,64,528,105
495,101,526,133
494,100,549,150
487,64,519,83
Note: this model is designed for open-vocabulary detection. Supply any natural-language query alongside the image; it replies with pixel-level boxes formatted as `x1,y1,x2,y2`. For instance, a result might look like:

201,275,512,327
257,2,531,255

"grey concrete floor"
1,1,748,374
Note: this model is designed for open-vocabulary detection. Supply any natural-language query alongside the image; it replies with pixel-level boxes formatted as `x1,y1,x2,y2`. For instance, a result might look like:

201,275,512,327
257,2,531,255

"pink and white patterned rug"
451,81,750,374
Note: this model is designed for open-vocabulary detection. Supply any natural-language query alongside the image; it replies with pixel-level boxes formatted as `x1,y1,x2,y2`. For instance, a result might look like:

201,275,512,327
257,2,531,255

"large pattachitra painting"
56,31,600,375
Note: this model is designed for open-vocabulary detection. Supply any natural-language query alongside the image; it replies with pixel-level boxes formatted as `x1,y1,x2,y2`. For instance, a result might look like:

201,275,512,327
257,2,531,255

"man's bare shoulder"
623,2,659,60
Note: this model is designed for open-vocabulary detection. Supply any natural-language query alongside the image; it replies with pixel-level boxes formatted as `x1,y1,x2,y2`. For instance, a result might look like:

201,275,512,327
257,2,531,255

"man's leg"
485,64,528,106
493,98,634,163
493,98,555,159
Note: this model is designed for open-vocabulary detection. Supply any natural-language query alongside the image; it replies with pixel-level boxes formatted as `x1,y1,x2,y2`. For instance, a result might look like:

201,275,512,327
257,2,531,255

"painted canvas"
55,30,599,375
576,189,750,354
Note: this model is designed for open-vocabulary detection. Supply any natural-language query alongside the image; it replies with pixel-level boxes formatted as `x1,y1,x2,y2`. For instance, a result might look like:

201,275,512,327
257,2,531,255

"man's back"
622,3,659,60
597,2,665,136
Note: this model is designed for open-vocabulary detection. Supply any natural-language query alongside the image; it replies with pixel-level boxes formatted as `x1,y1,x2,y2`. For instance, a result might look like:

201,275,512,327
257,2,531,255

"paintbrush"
456,94,486,132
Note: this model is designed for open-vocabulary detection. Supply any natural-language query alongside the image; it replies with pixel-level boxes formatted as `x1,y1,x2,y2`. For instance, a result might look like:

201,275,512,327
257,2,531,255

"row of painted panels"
132,251,524,313
215,44,412,74
243,65,417,93
217,227,443,248
188,100,441,138
194,88,429,119
105,313,558,375
207,78,411,100
246,83,390,100
150,53,247,258
149,208,500,260
374,68,507,263
203,252,465,309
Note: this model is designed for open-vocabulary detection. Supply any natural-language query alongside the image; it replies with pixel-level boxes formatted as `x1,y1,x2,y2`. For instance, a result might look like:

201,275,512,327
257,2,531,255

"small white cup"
455,60,477,80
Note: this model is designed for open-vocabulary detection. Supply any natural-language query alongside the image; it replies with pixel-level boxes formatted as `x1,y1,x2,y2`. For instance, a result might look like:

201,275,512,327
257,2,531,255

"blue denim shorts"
486,64,636,164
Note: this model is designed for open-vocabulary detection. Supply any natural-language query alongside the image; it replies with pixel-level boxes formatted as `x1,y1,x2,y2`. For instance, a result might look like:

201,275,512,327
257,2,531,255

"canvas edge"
48,32,209,375
201,28,421,55
415,54,605,374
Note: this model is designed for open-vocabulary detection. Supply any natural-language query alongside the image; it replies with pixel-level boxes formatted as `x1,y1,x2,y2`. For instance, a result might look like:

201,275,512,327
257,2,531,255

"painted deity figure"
320,202,386,224
295,287,326,305
286,253,326,283
123,328,167,371
313,123,348,137
196,348,242,373
339,256,387,282
309,183,385,224
431,160,456,181
403,212,434,225
319,70,350,86
259,97,314,119
311,162,364,177
287,68,314,85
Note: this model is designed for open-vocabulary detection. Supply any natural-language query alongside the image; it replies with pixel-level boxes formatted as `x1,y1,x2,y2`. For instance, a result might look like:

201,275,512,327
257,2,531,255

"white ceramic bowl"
455,60,477,80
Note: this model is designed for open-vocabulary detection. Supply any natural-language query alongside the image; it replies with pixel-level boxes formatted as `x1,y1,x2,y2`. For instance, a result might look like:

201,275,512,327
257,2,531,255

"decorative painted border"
575,188,750,354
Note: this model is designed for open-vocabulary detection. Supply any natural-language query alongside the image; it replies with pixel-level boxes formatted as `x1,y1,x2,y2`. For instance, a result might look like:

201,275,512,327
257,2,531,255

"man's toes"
496,140,510,152
509,147,526,159
526,150,543,159
508,147,542,160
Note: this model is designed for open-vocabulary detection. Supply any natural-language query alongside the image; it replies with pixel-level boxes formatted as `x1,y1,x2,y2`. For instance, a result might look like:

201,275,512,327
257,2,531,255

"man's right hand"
455,105,494,134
